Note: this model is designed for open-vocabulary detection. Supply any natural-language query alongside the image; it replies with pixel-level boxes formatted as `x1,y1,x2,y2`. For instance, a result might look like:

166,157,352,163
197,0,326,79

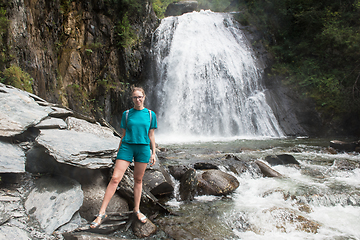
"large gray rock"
0,141,26,173
24,175,83,234
0,84,52,137
197,169,239,196
35,129,119,169
0,225,31,240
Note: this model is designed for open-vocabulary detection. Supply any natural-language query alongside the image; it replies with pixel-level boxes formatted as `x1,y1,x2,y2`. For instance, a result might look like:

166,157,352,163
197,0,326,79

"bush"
0,65,33,93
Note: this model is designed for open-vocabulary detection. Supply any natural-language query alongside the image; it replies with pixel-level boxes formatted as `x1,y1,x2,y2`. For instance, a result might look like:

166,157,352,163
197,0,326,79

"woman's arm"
117,128,126,152
148,128,156,166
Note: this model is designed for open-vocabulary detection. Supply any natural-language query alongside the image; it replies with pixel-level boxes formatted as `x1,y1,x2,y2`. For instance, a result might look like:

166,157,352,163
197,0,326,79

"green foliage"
0,65,33,93
0,2,9,69
115,13,138,48
243,0,360,117
152,0,173,18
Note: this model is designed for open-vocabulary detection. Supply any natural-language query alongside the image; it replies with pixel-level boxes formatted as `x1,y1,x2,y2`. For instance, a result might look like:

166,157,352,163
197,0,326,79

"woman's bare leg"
133,162,148,221
90,159,130,228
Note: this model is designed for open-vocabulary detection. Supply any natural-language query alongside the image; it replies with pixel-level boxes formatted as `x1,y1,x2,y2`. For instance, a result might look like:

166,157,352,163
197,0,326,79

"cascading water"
147,10,284,142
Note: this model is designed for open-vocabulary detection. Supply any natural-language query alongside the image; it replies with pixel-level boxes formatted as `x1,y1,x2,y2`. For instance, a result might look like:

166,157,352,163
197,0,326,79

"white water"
148,10,284,143
154,139,360,240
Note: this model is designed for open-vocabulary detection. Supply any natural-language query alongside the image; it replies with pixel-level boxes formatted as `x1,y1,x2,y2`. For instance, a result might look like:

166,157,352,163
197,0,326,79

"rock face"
5,0,159,133
165,1,198,17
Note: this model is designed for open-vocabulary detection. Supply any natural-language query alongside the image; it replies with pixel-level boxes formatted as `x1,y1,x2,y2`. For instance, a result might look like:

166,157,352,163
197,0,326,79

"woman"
90,86,157,228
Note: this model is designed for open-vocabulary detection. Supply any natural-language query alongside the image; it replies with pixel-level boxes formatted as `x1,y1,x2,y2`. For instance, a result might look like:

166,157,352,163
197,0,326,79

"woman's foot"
90,213,107,229
134,210,147,223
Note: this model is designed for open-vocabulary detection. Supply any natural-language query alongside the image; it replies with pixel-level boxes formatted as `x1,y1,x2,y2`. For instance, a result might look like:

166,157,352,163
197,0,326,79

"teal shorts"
116,143,151,163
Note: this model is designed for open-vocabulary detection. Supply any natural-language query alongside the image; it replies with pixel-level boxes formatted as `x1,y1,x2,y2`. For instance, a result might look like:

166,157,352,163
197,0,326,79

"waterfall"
147,10,284,141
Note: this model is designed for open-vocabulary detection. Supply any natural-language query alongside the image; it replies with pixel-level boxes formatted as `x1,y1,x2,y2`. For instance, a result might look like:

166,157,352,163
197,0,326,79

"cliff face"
5,0,158,130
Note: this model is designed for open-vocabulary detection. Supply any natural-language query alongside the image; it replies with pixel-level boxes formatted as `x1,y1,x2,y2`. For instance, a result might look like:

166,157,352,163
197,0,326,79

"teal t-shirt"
120,108,157,144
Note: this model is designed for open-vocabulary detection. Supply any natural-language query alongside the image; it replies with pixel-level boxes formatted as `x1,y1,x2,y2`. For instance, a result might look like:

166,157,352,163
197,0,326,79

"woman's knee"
133,176,143,185
110,175,122,185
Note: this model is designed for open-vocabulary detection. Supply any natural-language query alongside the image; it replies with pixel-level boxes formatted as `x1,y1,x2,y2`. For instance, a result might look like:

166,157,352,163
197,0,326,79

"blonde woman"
90,86,157,228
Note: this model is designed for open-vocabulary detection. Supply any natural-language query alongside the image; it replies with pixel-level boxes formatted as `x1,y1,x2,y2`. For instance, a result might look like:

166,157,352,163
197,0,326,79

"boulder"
330,140,358,152
265,154,300,166
35,129,118,169
0,141,26,173
194,162,218,170
24,175,83,234
255,160,282,178
179,168,198,201
165,1,198,17
197,169,239,196
168,165,189,180
143,169,174,196
132,217,157,238
0,83,52,137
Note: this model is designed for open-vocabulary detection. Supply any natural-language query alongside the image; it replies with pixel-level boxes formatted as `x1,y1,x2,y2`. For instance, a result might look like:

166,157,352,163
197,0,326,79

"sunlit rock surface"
0,83,52,137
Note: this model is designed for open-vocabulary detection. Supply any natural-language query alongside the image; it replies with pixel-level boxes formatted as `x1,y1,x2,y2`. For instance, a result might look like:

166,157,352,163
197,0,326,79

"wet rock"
24,175,83,234
132,217,157,238
35,129,118,169
35,117,67,129
143,169,174,196
0,84,52,137
330,140,358,152
263,207,320,233
63,232,124,240
179,168,198,201
197,169,239,196
0,141,26,173
255,160,282,178
194,162,219,170
333,159,360,171
168,165,189,180
265,154,300,166
165,1,198,17
0,225,31,239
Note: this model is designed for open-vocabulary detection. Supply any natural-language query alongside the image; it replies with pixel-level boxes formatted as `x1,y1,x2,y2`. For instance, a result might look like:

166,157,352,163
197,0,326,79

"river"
152,137,360,239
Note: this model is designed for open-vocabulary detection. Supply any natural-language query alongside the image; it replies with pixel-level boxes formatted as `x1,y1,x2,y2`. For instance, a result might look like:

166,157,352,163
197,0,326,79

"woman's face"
132,90,145,109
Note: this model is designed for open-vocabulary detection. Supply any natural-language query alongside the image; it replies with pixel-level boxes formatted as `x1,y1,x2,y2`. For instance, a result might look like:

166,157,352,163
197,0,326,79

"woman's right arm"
117,128,126,151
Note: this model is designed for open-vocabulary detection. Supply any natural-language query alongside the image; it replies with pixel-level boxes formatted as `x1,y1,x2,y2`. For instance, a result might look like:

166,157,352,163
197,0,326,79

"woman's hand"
150,153,156,166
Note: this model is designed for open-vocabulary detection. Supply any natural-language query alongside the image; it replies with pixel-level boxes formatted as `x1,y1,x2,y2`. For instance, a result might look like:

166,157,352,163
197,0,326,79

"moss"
0,65,33,93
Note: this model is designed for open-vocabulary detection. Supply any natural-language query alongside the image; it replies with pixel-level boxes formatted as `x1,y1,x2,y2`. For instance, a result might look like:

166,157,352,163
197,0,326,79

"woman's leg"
133,162,148,221
91,159,130,228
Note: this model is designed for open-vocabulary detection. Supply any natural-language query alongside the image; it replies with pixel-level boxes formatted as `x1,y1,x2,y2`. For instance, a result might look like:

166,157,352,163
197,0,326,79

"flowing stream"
153,138,360,240
139,10,360,240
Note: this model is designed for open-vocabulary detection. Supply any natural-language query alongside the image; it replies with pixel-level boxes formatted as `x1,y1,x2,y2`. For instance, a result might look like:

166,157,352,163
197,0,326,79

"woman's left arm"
148,128,156,166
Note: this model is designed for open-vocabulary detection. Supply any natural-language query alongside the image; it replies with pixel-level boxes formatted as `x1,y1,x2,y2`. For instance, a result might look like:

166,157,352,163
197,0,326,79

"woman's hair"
131,86,146,97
